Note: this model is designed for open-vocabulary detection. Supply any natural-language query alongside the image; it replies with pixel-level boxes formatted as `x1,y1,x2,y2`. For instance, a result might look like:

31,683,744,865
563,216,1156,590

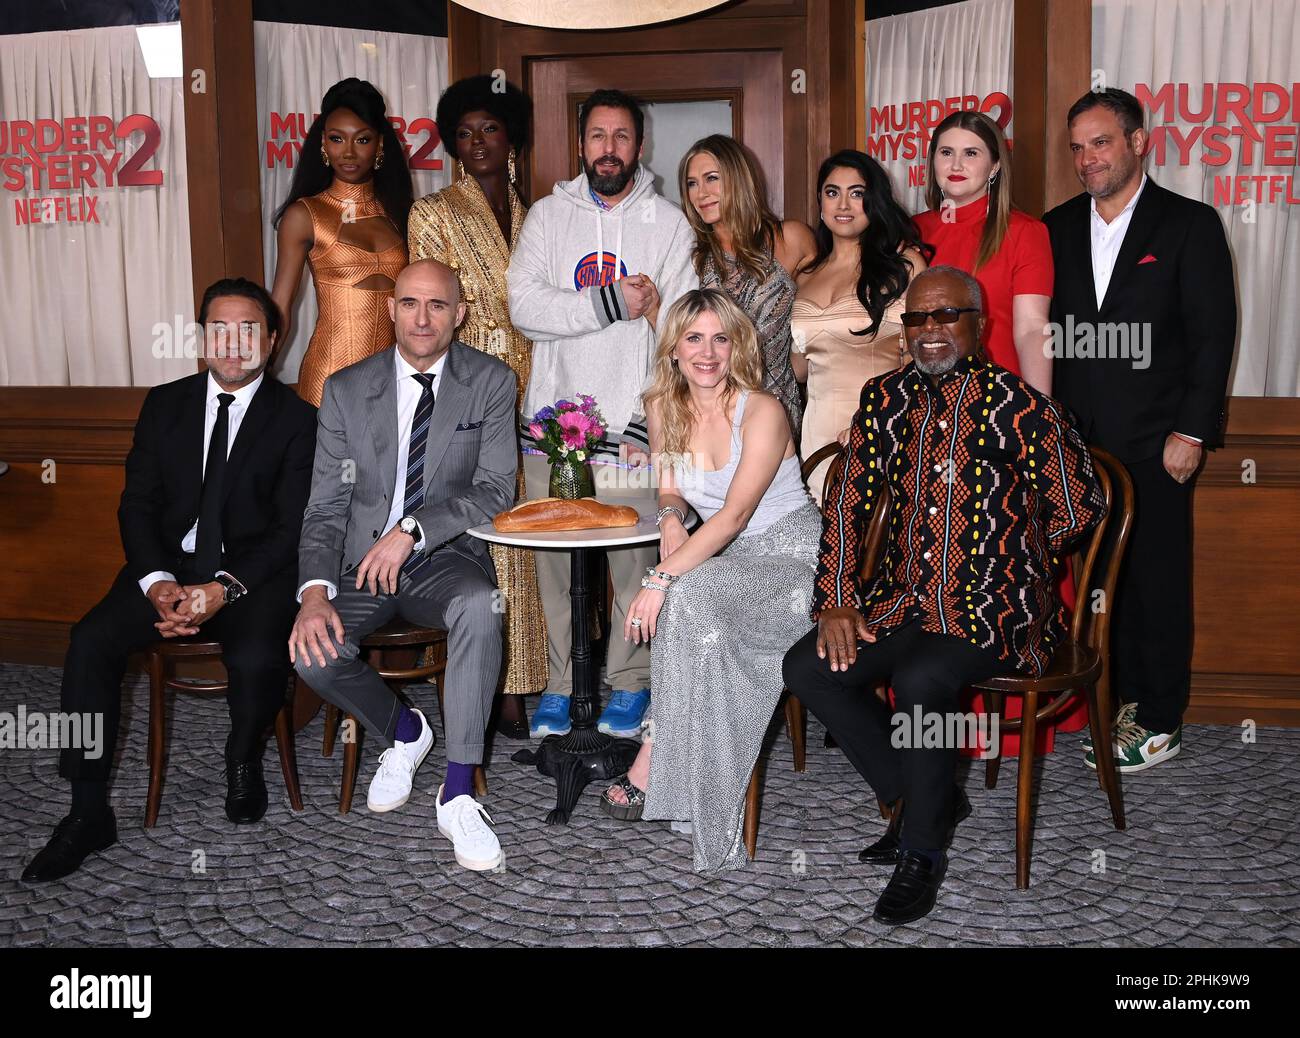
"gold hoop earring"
508,148,518,185
374,150,385,170
321,148,329,167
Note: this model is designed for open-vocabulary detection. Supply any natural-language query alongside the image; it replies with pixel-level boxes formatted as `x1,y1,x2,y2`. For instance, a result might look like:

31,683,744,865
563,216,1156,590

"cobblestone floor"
2,663,1296,947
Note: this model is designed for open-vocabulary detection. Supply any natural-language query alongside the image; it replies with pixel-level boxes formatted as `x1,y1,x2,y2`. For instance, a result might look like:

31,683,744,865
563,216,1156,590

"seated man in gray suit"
290,258,515,872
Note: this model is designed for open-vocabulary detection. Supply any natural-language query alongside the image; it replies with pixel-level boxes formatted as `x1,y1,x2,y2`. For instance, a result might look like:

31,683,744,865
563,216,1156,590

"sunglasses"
900,307,980,328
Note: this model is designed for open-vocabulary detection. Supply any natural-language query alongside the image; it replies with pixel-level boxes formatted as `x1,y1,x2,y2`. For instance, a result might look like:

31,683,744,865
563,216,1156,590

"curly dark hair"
435,74,532,159
804,150,933,338
272,77,414,241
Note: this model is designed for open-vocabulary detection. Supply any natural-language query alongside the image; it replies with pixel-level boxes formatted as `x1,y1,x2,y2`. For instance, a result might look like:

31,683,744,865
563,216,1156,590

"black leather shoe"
872,849,947,925
21,811,117,883
858,799,904,864
224,756,268,824
859,786,973,865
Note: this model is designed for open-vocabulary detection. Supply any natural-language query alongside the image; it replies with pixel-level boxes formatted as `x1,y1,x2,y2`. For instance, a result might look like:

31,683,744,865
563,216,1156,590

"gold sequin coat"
408,176,547,695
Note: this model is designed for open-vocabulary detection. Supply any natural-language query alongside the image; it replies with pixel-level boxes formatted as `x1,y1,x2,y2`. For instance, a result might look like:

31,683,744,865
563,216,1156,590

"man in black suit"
1042,88,1237,773
21,278,318,883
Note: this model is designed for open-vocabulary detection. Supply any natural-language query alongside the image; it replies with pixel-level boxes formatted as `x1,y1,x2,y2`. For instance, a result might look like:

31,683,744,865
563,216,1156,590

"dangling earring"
508,147,518,186
374,148,385,170
321,147,329,167
457,159,467,181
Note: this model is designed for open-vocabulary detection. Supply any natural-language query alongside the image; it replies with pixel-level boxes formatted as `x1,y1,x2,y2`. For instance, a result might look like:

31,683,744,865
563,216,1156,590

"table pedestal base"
512,731,639,825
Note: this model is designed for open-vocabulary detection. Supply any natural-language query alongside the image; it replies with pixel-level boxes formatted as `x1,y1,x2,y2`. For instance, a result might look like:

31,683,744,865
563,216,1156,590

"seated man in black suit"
21,278,318,883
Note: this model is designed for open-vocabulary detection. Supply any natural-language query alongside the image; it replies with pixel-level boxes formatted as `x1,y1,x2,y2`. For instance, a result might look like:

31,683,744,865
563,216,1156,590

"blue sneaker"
598,689,651,737
530,694,572,738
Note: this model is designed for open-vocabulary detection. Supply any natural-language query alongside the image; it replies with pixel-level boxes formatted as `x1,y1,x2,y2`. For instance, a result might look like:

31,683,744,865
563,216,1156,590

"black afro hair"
436,74,532,158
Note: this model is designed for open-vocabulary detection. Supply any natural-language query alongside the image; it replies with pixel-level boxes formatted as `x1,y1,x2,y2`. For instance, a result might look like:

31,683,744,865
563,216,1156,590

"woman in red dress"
914,110,1085,754
914,110,1053,392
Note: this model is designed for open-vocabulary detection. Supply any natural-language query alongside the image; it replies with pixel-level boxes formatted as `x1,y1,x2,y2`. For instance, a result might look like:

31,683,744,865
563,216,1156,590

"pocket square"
1138,254,1157,265
455,419,485,430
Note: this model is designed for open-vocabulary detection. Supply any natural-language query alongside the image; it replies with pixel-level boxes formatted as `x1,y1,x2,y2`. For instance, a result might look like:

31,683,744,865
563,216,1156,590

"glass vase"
549,454,595,499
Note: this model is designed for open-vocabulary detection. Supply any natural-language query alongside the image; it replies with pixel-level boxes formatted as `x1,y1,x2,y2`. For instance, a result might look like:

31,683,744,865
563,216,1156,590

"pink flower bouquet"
529,395,607,465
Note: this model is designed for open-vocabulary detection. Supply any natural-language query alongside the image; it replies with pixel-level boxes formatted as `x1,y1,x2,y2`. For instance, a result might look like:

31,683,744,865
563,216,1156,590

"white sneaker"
436,784,504,872
366,709,434,812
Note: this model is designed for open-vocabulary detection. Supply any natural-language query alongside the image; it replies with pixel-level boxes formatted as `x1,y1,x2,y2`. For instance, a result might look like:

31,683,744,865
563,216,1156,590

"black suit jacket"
118,372,318,592
1042,179,1237,463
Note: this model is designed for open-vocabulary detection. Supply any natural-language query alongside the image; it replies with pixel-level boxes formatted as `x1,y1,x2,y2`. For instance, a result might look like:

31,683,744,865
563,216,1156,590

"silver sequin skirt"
644,500,822,873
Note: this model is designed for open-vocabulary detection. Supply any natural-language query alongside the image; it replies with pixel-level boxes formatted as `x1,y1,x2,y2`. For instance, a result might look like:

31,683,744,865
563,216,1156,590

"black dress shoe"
494,713,529,740
872,849,948,925
21,811,118,883
224,756,268,824
859,786,973,865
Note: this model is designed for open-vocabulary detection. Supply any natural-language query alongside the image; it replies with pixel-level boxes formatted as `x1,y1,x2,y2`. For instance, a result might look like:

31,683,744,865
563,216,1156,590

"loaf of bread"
493,497,641,532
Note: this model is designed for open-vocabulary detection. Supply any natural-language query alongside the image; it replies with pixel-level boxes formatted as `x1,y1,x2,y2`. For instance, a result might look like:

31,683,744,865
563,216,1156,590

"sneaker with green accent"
1083,701,1138,754
1086,718,1182,773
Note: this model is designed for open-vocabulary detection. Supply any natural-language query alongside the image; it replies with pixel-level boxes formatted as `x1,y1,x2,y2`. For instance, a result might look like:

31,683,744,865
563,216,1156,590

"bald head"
388,258,466,371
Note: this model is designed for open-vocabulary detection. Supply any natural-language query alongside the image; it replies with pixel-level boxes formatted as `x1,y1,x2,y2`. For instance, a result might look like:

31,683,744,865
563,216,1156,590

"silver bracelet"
644,566,679,586
655,506,686,527
641,576,671,593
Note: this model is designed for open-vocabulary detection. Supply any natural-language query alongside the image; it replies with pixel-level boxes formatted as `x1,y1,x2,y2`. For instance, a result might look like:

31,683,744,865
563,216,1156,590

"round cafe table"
467,503,661,824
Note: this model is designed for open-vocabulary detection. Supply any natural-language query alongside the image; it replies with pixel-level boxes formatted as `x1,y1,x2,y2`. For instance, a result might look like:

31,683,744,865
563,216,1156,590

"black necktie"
193,393,235,579
401,373,436,581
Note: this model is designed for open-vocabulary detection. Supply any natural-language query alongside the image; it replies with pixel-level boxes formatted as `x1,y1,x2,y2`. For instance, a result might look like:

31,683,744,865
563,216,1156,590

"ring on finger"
630,617,643,627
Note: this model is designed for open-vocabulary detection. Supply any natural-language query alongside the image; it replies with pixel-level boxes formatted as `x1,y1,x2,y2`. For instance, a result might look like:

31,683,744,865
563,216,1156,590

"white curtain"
0,25,194,387
254,21,451,386
866,0,1014,216
1094,0,1300,396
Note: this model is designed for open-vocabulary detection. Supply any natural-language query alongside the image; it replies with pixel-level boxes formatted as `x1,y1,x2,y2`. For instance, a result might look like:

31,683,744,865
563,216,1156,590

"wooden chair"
745,440,889,858
973,445,1133,888
317,620,487,813
146,640,303,827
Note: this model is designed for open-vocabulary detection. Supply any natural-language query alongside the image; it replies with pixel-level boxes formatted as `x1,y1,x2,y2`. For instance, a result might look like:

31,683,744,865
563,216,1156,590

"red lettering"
85,195,99,222
46,153,71,190
1213,176,1231,207
270,111,300,140
12,120,35,161
961,94,978,111
35,119,62,154
980,92,1012,129
266,139,296,168
870,106,893,133
1202,126,1233,166
389,115,407,144
907,101,924,129
95,150,121,186
71,153,98,188
65,116,87,151
2,156,25,190
1264,126,1296,165
1217,82,1252,135
1254,83,1289,123
1136,83,1175,122
87,115,114,152
944,96,962,115
116,114,163,186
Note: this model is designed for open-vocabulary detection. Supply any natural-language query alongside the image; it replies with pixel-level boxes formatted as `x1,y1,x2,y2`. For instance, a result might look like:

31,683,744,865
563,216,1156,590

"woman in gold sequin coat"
409,75,545,730
272,78,414,407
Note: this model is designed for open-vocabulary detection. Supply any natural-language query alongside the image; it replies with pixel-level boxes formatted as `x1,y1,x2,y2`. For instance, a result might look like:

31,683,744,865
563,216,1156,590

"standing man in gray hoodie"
508,88,698,740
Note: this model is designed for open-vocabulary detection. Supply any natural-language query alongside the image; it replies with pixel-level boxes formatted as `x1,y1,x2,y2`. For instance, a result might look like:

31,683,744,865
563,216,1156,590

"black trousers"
58,564,299,782
1113,456,1194,736
782,618,1013,849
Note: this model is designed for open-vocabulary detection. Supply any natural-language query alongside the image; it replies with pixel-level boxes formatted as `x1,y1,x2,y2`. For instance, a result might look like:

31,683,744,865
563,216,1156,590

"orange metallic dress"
295,179,407,407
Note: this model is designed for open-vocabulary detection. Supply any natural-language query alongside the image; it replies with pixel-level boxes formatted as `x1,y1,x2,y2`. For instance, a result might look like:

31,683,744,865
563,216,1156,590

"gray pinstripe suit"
294,342,516,764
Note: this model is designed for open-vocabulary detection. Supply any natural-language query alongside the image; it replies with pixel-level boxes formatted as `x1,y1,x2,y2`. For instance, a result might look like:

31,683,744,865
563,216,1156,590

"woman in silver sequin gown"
602,288,821,873
678,135,816,445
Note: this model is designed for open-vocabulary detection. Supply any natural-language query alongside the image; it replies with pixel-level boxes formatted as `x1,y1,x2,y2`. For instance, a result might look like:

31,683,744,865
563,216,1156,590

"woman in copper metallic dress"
271,78,413,407
408,75,546,732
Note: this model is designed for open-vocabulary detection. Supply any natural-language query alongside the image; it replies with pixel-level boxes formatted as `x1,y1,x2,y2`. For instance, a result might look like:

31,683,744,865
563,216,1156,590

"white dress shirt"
298,350,445,601
138,372,264,596
1090,172,1147,309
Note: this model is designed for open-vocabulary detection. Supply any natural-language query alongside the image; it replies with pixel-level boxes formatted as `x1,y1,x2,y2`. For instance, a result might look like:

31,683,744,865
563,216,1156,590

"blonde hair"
925,110,1013,272
643,288,765,459
679,135,780,283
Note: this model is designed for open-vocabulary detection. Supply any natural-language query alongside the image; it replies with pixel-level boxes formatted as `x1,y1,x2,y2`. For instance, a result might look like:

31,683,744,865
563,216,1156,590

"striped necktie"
401,372,435,581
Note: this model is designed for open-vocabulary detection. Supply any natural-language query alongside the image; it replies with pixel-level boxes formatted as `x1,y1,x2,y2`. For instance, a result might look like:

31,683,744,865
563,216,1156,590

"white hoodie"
508,164,698,451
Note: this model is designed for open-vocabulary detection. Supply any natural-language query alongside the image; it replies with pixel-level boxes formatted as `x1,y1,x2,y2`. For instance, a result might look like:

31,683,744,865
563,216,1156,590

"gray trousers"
522,452,654,695
294,547,502,765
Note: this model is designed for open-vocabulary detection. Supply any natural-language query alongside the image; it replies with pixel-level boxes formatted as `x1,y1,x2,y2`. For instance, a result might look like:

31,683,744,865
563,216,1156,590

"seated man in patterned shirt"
782,265,1105,925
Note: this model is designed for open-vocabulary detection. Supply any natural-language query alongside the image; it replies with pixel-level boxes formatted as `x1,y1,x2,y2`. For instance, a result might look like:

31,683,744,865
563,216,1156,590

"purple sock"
440,762,476,804
393,706,422,744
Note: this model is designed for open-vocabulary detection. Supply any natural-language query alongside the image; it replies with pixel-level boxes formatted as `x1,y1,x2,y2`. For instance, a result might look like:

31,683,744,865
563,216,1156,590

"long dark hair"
804,150,932,337
273,78,414,241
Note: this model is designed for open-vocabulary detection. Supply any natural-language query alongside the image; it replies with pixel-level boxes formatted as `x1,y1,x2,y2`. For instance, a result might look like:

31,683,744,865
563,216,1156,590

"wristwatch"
214,573,246,604
399,516,420,539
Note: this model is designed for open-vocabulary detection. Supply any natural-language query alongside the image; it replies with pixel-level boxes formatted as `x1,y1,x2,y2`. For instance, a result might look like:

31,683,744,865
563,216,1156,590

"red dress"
914,194,1088,756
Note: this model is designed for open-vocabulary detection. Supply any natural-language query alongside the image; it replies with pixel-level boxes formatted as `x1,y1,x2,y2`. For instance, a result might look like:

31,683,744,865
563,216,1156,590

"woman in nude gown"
791,151,929,503
407,75,546,733
271,78,414,407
